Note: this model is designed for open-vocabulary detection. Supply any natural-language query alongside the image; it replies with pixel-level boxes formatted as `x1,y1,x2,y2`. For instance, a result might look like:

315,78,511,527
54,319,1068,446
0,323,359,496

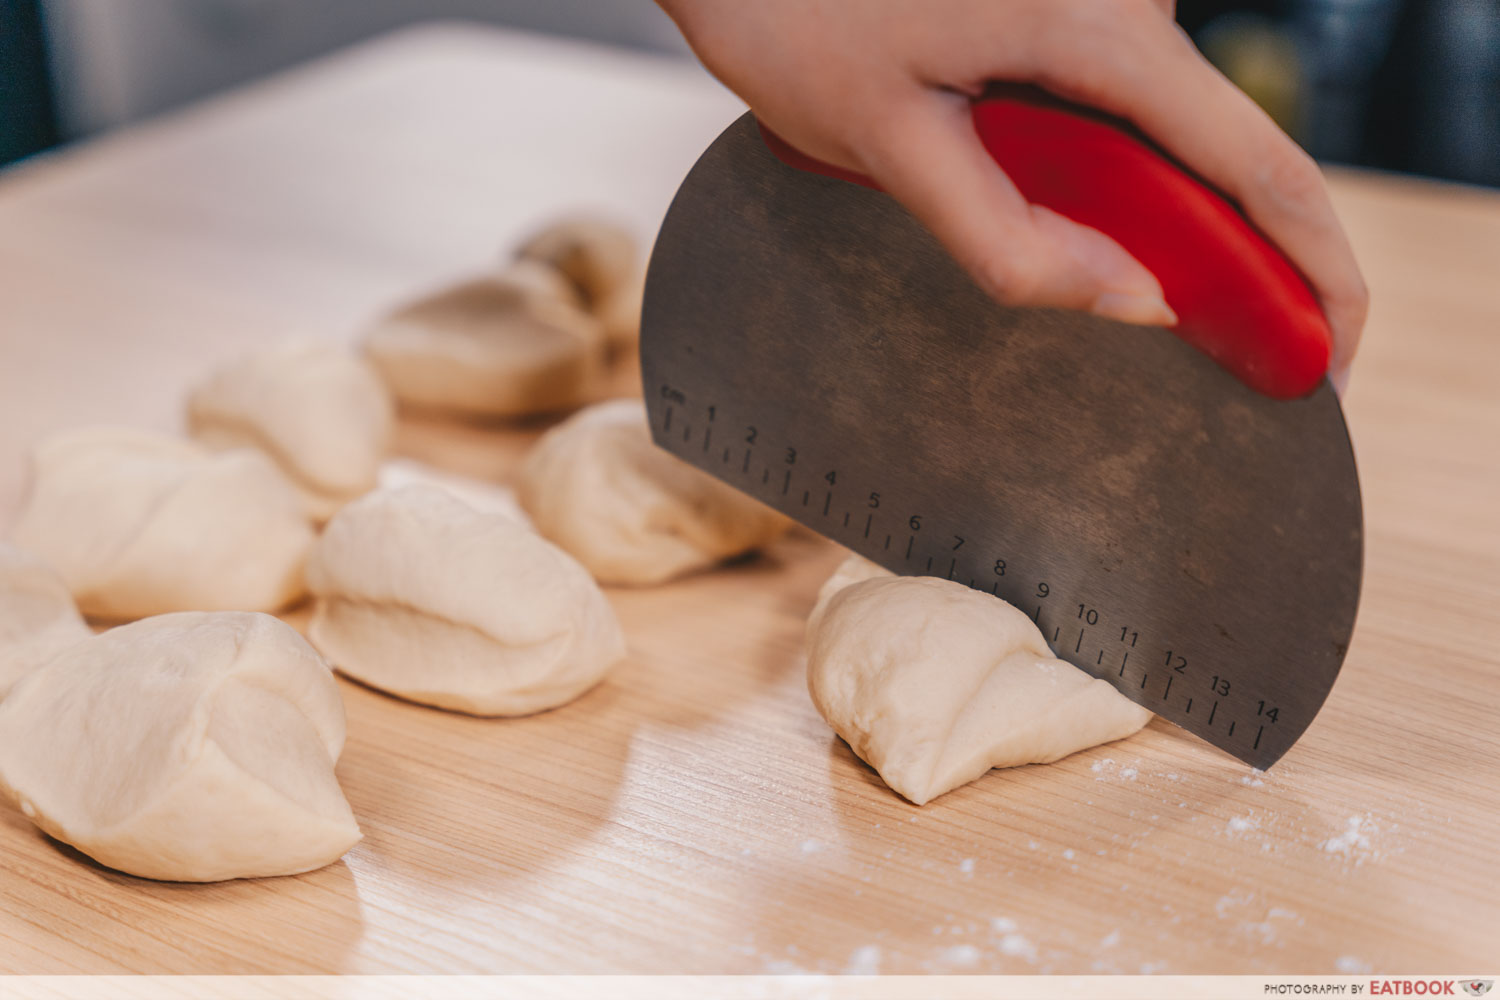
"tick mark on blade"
864,514,872,538
843,511,850,527
682,423,691,442
1186,698,1194,714
1052,626,1060,642
1033,605,1041,623
703,426,712,452
721,446,730,463
823,492,831,516
1163,675,1173,700
783,469,791,495
1208,700,1218,725
884,534,891,550
1119,651,1129,677
802,490,809,506
1254,725,1264,750
762,468,769,484
905,536,914,560
1075,629,1084,653
925,555,932,572
1096,650,1104,665
1139,672,1148,689
1228,720,1236,736
664,407,673,432
742,450,751,473
947,559,956,580
991,581,999,595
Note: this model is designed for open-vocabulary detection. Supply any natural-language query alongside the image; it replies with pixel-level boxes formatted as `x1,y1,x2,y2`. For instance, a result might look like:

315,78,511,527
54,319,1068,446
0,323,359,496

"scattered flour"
1336,956,1372,974
1100,929,1121,948
1061,848,1076,860
941,944,981,967
958,858,975,875
1320,815,1377,864
1226,814,1259,835
846,945,881,975
800,839,823,854
998,934,1037,961
990,917,1018,934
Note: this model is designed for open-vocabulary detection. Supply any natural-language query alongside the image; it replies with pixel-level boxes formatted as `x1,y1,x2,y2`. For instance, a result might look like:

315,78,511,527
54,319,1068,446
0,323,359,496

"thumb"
859,94,1177,327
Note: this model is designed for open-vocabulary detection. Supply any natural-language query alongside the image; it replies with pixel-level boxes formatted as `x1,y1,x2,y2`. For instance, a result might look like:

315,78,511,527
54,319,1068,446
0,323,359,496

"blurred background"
2,0,1498,186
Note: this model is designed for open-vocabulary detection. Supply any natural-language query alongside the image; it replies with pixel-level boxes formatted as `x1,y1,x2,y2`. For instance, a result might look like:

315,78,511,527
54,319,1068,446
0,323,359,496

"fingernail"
1091,292,1178,328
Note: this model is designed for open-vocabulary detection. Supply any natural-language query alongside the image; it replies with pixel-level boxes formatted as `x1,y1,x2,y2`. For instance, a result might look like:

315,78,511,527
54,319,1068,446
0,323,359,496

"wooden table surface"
1,24,1497,976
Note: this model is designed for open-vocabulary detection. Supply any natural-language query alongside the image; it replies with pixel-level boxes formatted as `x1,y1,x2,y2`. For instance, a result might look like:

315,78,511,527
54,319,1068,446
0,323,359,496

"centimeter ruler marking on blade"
653,390,1286,764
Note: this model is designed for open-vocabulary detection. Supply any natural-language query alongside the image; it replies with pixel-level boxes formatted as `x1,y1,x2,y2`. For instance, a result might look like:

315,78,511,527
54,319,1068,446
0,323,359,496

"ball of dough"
363,263,606,419
187,341,394,521
377,458,532,527
596,271,645,350
514,216,636,310
306,485,625,716
0,611,360,881
516,399,791,586
0,545,91,701
9,427,314,621
807,555,1153,805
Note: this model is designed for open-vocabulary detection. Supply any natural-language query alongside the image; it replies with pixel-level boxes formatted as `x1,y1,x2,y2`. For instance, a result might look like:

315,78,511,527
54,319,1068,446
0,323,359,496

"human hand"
657,0,1368,385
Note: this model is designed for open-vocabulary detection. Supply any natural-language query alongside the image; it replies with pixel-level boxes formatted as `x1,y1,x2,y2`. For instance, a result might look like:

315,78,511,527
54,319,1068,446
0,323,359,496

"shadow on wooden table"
0,802,367,973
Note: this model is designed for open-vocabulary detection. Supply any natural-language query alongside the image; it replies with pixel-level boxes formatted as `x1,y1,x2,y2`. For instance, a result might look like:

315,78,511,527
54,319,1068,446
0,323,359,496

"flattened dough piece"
10,428,313,620
517,399,791,586
363,263,605,419
0,612,360,881
306,485,625,715
187,341,394,521
807,556,1152,805
0,545,91,700
515,216,636,310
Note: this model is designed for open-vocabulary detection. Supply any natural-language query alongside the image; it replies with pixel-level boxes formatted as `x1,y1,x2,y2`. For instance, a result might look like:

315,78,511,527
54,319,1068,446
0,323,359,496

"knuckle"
972,249,1045,304
1257,145,1328,215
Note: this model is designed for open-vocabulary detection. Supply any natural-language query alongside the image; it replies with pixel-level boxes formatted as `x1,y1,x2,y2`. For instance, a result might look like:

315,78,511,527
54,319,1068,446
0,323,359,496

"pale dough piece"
0,611,360,881
807,555,1153,805
306,485,625,716
377,458,532,527
363,262,606,419
9,427,313,621
187,341,394,521
516,399,791,586
0,545,91,700
515,216,637,309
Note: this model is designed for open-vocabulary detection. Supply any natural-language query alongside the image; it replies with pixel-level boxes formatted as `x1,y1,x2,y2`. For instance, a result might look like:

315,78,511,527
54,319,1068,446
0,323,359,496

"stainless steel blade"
639,113,1363,768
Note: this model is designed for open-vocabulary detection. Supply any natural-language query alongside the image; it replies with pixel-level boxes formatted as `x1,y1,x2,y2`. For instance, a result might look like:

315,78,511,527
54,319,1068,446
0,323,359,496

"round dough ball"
514,216,637,309
0,611,360,881
807,555,1153,805
306,485,625,716
10,427,314,621
517,399,791,586
363,264,606,419
187,341,394,521
0,544,91,700
377,458,532,527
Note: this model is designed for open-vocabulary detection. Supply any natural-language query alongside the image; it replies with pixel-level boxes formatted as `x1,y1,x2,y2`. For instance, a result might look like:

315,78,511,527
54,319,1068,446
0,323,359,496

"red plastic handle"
759,95,1333,399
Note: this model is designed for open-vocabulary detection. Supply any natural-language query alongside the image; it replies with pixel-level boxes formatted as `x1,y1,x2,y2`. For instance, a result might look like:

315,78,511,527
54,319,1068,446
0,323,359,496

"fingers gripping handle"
759,96,1333,400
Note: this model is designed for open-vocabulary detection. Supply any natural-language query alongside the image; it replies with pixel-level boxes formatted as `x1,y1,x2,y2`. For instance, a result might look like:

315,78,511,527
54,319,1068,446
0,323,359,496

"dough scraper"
638,94,1362,769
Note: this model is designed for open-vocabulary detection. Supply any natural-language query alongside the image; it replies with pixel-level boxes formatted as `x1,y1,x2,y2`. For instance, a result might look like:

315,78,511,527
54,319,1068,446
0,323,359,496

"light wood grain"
0,23,1497,975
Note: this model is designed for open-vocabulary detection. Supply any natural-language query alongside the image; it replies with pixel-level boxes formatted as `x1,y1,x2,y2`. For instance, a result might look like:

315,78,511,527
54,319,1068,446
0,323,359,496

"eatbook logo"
1462,982,1494,997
